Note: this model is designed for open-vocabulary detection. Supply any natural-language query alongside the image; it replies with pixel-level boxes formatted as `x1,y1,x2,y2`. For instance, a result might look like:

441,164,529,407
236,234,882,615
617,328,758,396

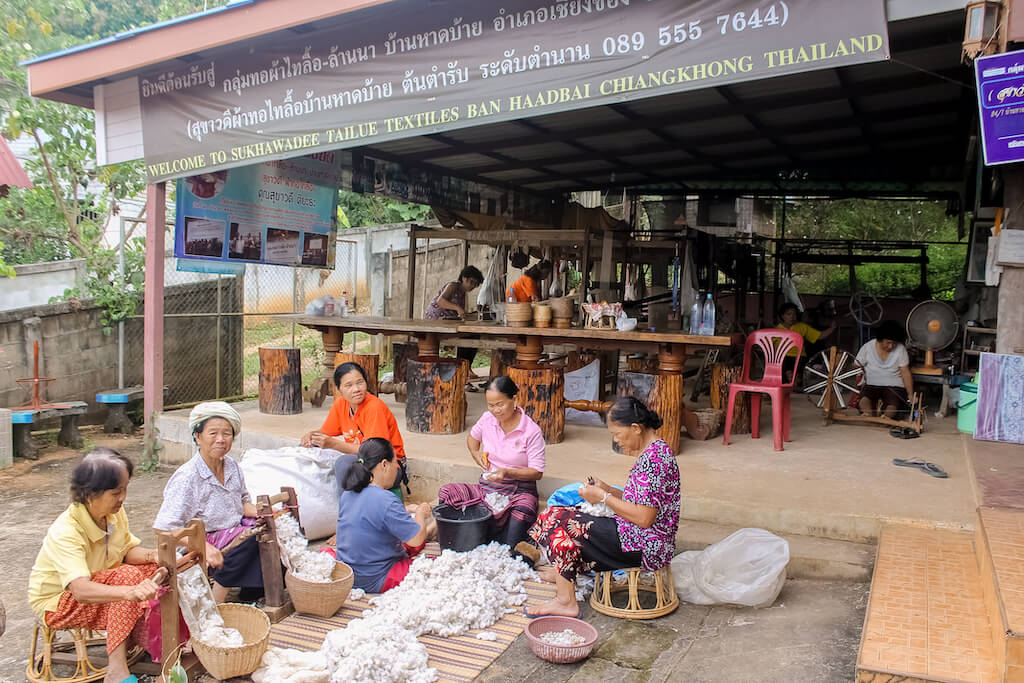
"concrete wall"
380,241,494,318
0,259,86,311
0,278,243,422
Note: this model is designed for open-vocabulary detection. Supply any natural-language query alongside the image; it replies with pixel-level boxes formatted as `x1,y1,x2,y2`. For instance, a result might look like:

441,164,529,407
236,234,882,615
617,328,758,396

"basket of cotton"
286,560,355,618
524,616,598,664
190,603,270,679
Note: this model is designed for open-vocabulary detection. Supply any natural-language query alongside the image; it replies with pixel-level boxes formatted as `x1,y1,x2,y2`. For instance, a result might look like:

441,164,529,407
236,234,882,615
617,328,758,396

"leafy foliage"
781,199,966,300
337,190,433,227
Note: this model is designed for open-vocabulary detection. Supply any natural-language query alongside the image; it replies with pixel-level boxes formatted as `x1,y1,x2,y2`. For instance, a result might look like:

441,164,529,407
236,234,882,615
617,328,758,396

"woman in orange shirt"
507,260,552,302
301,362,408,496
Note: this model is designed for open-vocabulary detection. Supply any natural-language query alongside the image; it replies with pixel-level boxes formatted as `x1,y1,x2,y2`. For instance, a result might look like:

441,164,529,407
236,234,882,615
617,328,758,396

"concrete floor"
160,390,974,543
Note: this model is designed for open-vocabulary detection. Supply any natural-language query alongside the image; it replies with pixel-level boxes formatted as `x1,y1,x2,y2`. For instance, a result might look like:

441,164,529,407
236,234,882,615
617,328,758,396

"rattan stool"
589,565,679,620
26,622,142,683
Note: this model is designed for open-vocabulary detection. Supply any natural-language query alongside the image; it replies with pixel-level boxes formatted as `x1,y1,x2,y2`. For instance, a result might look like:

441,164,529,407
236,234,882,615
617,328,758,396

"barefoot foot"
524,598,579,618
536,566,559,584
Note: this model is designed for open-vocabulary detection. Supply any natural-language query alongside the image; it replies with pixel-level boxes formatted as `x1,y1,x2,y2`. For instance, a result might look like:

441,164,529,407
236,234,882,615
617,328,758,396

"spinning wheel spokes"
802,349,864,410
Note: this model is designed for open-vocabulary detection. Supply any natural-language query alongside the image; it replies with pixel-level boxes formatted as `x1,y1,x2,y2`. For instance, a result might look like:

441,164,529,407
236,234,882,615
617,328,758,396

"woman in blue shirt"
336,439,434,592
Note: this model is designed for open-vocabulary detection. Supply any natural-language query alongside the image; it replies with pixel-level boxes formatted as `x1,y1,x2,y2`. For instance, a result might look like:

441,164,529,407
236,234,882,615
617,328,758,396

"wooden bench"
11,401,88,460
95,386,145,433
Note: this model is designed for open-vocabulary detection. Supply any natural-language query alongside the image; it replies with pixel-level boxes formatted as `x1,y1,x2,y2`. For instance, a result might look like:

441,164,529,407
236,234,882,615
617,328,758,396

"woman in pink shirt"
439,376,545,548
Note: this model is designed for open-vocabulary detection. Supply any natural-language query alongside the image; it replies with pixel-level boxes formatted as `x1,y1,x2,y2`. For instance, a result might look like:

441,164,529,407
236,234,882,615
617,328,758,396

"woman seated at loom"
301,362,409,498
334,438,436,593
29,448,163,683
855,320,915,418
506,259,553,302
154,402,263,603
522,397,680,618
438,376,545,549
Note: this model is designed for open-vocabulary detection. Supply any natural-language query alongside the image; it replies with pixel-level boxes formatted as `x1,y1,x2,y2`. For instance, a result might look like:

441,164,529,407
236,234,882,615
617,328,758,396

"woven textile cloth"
975,352,1024,444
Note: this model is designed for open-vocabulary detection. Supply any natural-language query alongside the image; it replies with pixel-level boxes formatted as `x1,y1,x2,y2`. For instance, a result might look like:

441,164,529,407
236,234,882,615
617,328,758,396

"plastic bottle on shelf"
700,293,716,335
339,291,350,317
689,294,703,335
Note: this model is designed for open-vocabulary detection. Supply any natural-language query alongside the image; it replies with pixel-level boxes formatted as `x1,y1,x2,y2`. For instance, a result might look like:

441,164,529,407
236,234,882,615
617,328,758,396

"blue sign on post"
976,50,1024,166
174,152,341,268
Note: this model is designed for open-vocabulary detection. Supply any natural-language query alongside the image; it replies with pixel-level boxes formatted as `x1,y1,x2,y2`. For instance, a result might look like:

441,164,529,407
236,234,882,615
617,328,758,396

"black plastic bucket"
432,503,492,552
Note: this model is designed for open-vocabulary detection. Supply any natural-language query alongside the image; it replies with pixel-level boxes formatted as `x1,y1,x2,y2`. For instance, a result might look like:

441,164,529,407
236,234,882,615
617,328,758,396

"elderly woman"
154,401,261,603
302,362,408,497
438,376,544,548
29,448,162,683
856,320,915,418
524,397,680,617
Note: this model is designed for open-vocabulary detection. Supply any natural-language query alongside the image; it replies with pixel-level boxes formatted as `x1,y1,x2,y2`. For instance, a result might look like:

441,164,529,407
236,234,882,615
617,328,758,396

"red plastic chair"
722,329,804,452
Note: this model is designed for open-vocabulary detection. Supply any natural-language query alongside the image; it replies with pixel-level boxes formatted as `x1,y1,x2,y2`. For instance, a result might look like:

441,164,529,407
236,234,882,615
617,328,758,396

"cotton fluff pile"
277,512,336,582
254,543,537,683
176,564,244,648
538,629,586,646
483,491,510,514
576,500,615,517
364,542,537,636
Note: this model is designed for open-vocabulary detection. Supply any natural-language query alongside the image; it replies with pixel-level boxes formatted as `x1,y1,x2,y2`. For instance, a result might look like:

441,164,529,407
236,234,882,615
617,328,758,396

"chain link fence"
121,219,357,409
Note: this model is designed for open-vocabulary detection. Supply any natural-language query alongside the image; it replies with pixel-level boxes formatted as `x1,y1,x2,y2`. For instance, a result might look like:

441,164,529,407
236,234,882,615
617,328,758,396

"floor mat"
268,543,556,682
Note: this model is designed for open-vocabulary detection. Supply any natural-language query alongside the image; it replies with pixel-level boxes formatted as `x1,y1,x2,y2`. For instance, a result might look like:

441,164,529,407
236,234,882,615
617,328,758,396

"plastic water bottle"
689,294,702,335
339,291,349,317
700,293,716,335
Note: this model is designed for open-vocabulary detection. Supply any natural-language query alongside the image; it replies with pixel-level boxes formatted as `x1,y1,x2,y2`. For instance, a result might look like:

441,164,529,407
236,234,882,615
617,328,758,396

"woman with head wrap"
154,401,262,602
29,448,164,683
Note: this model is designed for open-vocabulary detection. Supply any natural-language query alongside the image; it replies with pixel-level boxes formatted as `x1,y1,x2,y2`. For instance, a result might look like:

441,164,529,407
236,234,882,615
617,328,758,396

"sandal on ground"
892,458,948,478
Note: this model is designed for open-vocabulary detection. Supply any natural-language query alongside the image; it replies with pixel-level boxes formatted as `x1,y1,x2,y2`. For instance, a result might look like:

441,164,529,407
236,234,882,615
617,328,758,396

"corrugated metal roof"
0,137,32,189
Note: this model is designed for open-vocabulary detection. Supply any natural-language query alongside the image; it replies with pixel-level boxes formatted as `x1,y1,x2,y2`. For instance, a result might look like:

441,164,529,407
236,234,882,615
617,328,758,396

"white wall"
0,260,86,311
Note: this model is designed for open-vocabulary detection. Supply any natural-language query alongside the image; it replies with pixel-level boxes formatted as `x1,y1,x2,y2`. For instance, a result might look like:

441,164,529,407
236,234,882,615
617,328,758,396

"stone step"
676,519,875,582
856,524,998,683
976,507,1024,682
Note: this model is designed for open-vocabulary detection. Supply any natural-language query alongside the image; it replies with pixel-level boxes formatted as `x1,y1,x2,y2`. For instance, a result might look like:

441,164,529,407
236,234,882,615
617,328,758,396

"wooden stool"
507,364,565,443
334,352,380,395
258,346,302,415
589,566,679,620
27,623,143,683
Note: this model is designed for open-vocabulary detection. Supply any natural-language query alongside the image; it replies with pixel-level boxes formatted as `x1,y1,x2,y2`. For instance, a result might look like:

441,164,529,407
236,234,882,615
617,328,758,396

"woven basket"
190,603,270,680
506,302,534,327
285,561,354,618
693,408,724,438
524,616,598,663
549,296,575,319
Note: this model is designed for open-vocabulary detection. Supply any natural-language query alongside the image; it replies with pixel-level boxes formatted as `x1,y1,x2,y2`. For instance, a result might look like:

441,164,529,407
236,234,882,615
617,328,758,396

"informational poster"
174,152,341,268
976,49,1024,166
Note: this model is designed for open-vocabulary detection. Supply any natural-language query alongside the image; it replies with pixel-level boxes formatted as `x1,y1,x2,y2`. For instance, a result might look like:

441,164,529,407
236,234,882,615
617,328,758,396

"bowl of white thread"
524,616,598,663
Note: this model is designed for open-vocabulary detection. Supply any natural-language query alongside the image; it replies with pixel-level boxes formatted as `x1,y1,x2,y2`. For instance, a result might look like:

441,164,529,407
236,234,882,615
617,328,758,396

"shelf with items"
961,326,997,374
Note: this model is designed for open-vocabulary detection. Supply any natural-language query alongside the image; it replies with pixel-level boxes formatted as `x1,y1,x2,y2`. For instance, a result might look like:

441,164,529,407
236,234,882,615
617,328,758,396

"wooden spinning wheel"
802,346,924,434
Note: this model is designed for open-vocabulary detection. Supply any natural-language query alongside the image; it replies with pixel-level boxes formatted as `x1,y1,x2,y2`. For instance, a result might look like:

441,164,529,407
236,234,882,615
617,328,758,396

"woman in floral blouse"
525,396,680,617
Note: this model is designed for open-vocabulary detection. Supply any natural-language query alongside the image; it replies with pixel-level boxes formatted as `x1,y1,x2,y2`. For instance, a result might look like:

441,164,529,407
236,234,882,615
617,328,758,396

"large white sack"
564,360,602,426
672,528,789,608
241,446,339,540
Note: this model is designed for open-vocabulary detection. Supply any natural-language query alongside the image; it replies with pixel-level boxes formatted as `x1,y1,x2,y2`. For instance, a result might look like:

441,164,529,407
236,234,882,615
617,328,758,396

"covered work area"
17,0,1024,682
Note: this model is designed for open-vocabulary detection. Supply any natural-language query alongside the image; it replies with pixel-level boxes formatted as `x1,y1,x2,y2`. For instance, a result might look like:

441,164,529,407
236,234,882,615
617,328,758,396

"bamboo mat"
268,543,556,683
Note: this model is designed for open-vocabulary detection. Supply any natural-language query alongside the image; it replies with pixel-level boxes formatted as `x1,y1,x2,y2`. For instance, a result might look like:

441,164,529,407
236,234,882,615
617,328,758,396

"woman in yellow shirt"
29,448,163,683
776,303,835,383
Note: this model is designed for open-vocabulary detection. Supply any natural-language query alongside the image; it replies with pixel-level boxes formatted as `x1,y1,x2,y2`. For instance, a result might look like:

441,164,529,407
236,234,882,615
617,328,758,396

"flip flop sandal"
890,427,920,439
892,457,926,468
919,462,948,478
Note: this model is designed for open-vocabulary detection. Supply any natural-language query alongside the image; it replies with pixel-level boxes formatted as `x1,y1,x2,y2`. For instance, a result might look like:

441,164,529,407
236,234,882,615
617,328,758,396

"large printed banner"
174,153,341,268
140,0,890,183
976,50,1024,166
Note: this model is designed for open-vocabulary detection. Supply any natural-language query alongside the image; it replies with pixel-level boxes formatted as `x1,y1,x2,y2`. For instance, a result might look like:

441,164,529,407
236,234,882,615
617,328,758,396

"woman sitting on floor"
335,438,435,593
524,397,680,617
154,401,263,603
302,362,409,497
438,376,545,548
29,448,163,683
855,320,915,418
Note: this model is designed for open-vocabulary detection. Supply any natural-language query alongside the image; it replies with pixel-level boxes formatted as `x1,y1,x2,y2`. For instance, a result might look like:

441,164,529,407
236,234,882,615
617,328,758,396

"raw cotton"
576,500,614,517
176,565,244,648
483,491,510,514
276,511,336,582
538,629,586,646
252,647,329,683
255,543,537,682
349,588,366,601
475,631,498,641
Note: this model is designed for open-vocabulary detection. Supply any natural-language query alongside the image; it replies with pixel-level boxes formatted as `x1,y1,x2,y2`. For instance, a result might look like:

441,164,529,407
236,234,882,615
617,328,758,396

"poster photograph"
183,216,225,257
301,233,328,266
265,228,302,265
228,221,262,260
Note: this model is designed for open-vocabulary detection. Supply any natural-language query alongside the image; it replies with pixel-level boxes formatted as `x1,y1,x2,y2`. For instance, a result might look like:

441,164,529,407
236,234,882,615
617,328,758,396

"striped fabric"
269,543,557,682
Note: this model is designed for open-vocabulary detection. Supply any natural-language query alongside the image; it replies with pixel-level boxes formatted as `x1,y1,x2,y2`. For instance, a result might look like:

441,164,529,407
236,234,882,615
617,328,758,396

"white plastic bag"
671,528,789,607
477,245,507,309
564,360,602,425
241,447,340,539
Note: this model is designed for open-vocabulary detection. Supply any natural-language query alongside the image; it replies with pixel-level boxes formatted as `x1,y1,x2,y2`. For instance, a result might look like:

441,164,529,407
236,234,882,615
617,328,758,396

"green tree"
337,190,433,227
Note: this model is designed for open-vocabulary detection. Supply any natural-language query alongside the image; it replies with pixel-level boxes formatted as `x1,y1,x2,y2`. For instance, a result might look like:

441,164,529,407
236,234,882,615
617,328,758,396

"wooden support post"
144,182,166,440
416,332,440,357
616,371,684,454
156,519,207,666
407,225,418,318
508,364,565,443
489,349,517,378
406,357,469,433
256,487,298,623
334,352,380,394
514,336,543,368
712,363,750,434
581,225,591,295
391,341,417,403
258,347,302,415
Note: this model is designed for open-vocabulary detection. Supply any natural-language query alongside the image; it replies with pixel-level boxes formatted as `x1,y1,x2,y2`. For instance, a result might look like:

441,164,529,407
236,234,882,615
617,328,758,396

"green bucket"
958,381,979,434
